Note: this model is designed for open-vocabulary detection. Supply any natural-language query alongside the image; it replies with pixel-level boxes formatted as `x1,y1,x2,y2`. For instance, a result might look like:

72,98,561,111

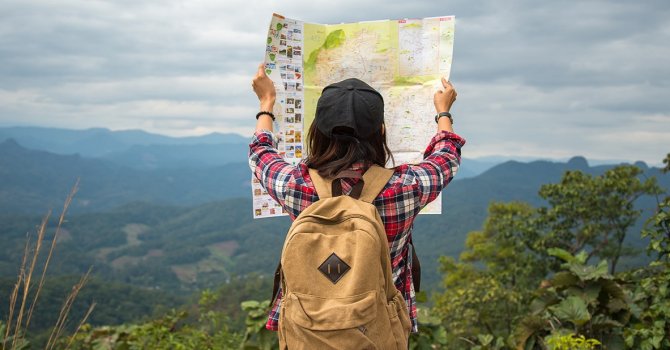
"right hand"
434,78,457,113
252,63,276,111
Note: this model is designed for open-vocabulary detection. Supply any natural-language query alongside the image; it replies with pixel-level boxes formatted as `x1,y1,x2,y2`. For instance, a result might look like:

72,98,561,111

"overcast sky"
0,0,668,164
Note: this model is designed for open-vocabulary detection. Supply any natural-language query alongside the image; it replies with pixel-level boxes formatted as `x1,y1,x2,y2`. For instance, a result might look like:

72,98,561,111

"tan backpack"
274,165,411,350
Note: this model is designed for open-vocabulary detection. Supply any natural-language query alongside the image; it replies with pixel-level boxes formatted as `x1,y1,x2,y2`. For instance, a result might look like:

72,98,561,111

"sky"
0,0,668,164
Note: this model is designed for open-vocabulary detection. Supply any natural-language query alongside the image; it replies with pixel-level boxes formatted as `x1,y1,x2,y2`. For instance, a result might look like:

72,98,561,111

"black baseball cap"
314,78,384,139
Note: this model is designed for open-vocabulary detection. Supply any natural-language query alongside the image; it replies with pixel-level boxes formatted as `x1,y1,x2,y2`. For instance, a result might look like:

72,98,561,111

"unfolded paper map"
252,13,455,219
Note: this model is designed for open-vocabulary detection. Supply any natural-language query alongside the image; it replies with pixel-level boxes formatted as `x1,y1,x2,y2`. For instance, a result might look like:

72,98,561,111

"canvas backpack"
273,165,411,350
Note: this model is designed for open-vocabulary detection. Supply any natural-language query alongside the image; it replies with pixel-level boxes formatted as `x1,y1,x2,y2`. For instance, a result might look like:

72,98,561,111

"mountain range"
1,127,667,291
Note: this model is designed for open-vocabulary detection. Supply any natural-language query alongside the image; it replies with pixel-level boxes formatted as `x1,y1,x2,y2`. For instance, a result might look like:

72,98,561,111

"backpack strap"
359,165,394,203
308,168,365,198
308,168,334,198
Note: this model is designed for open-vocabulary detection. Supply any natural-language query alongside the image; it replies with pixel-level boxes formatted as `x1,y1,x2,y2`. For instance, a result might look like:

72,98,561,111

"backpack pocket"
386,290,411,349
280,291,379,349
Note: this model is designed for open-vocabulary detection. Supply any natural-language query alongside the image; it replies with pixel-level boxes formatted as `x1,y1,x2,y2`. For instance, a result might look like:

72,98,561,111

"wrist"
260,100,275,111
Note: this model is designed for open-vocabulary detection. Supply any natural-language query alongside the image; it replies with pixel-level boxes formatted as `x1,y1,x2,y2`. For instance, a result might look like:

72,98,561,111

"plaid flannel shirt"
248,129,465,333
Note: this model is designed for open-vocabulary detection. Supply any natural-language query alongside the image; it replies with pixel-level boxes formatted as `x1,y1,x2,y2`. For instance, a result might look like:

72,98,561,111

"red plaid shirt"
248,129,465,332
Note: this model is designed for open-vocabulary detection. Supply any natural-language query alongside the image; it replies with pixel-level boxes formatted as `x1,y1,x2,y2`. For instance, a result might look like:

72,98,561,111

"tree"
434,164,662,348
537,165,660,274
434,202,545,347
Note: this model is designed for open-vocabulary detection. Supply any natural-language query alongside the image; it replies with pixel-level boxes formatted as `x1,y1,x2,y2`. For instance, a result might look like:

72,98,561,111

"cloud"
0,0,668,163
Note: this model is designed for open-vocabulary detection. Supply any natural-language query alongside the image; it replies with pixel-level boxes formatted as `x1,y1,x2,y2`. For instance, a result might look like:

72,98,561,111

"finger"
257,63,265,77
441,77,448,88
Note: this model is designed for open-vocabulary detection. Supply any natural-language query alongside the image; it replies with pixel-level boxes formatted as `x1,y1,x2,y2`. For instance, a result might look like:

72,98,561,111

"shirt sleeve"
248,130,301,213
403,130,465,208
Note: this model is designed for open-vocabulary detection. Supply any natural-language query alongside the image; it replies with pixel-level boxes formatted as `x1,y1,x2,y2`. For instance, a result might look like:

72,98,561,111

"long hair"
305,122,394,178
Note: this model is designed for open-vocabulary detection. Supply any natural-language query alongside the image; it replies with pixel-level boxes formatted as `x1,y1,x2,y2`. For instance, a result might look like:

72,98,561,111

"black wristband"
434,111,453,124
256,111,275,121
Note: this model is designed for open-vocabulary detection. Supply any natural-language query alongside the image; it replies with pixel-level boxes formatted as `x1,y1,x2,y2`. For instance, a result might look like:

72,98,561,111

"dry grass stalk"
3,181,92,350
26,180,79,330
4,234,31,349
45,268,92,350
11,211,50,349
64,302,96,350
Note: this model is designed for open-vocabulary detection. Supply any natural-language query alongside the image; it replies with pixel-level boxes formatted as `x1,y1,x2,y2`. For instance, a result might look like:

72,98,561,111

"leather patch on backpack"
318,253,350,284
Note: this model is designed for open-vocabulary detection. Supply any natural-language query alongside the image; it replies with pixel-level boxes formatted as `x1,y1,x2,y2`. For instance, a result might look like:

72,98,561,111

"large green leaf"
550,296,591,326
551,271,579,288
547,247,576,263
568,259,611,281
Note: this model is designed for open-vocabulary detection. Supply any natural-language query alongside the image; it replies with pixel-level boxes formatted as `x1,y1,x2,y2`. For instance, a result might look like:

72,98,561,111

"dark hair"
305,122,394,177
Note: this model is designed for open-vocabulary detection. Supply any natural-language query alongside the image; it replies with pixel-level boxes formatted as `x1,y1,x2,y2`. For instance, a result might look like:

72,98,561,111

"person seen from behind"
249,63,465,345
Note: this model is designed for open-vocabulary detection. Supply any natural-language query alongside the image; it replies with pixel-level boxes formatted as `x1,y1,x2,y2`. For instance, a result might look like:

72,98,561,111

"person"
249,63,465,334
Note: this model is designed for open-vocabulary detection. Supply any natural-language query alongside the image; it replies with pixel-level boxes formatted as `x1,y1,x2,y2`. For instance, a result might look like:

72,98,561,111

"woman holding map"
249,63,464,347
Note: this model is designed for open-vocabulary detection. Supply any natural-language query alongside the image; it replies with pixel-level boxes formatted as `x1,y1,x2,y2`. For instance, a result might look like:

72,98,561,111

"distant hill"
0,139,251,213
1,151,666,292
0,126,501,175
0,126,247,157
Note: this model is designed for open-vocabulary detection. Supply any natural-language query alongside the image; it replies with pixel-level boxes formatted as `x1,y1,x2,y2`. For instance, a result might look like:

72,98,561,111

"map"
252,13,455,218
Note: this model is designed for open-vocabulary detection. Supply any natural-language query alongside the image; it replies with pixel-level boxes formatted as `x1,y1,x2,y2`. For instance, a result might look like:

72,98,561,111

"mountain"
101,142,250,170
1,146,667,293
0,126,247,157
0,139,251,213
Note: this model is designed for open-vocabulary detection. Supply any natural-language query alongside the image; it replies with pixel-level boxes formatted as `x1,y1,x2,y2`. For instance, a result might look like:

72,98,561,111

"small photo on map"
281,73,287,79
295,145,303,158
286,107,294,114
295,131,302,142
295,114,302,123
293,49,301,56
287,73,295,79
286,129,294,136
285,116,294,123
280,39,286,46
286,145,294,151
279,49,287,56
295,100,302,109
281,33,286,40
287,31,293,40
254,188,262,196
286,137,294,143
296,83,302,91
286,98,294,105
255,209,262,216
294,66,301,73
286,152,295,158
287,47,293,58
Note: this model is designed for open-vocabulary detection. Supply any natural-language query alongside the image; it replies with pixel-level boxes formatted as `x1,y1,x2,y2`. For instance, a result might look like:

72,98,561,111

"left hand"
252,63,276,110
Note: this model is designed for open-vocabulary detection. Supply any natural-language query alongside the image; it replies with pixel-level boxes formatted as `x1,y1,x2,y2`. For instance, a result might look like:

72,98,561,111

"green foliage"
624,179,670,350
433,163,665,350
545,333,601,350
65,292,269,349
409,307,448,349
0,321,30,350
434,202,544,347
516,249,630,348
623,262,670,350
537,165,661,274
240,300,278,350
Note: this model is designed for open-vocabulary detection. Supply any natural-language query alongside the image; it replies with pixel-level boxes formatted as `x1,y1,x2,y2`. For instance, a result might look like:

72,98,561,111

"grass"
2,180,96,349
